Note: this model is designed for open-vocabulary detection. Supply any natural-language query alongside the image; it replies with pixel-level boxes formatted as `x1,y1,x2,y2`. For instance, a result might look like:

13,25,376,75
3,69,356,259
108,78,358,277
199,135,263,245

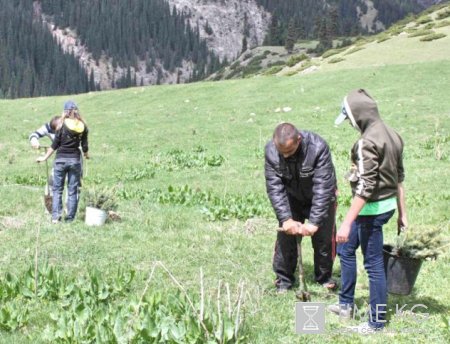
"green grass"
0,58,449,342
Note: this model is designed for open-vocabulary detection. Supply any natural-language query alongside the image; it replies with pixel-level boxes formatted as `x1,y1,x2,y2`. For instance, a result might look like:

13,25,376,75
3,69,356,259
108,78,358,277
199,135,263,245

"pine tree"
284,18,296,53
241,36,248,54
89,69,95,91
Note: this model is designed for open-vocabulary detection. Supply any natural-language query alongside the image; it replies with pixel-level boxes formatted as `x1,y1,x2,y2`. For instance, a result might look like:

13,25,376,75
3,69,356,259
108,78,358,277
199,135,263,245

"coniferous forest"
0,0,438,99
257,0,431,45
0,0,91,99
40,0,222,83
0,0,222,99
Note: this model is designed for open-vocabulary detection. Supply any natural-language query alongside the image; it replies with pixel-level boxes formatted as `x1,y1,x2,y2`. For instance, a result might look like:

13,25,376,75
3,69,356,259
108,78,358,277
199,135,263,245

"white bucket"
85,206,108,226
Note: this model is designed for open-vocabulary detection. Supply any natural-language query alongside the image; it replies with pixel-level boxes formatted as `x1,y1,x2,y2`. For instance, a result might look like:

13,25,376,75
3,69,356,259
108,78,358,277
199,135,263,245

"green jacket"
343,89,404,201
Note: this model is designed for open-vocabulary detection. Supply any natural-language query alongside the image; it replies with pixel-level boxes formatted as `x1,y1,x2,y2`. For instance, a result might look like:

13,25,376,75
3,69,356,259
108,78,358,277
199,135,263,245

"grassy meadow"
1,24,450,344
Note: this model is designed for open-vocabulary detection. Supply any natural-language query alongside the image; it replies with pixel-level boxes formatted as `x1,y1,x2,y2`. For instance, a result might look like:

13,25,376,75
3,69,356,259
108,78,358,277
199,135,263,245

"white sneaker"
347,322,383,335
327,304,353,320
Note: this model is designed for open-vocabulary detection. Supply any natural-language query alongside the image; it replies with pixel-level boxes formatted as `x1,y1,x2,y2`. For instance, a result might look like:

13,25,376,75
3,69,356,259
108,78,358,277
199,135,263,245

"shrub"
242,53,252,61
408,29,434,38
85,186,118,211
263,66,283,75
344,46,365,55
388,225,446,260
339,38,353,48
286,53,309,67
328,57,344,64
267,60,285,67
376,34,391,43
420,33,447,41
322,48,345,59
416,15,433,25
436,8,450,20
435,20,450,28
230,61,240,70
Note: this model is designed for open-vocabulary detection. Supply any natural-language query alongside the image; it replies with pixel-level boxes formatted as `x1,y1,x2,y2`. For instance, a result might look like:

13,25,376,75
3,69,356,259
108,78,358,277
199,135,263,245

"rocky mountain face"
38,0,269,89
165,0,271,60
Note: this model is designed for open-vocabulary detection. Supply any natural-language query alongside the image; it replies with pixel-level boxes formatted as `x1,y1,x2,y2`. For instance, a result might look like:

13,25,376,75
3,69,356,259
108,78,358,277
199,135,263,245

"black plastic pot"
383,245,423,295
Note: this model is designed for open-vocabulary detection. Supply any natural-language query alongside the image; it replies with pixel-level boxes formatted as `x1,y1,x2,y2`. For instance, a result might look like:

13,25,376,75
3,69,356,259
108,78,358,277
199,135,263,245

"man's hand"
36,156,47,163
397,215,408,235
301,223,318,236
84,152,90,159
281,219,302,235
336,222,352,243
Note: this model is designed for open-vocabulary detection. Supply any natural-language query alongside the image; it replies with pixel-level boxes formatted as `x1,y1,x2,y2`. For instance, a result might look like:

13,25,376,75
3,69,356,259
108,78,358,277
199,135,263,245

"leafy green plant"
389,225,446,259
421,125,448,160
0,300,29,332
84,186,119,211
118,164,156,181
151,146,225,171
10,174,46,186
148,185,272,221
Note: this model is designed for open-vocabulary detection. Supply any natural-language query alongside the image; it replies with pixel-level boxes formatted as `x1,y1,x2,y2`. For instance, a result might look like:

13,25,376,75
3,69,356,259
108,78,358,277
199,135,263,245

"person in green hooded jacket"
328,89,408,333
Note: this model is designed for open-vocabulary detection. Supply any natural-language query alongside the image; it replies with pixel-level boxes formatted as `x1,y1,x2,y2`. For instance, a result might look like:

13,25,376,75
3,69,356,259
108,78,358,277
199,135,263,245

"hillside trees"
40,0,222,85
0,0,92,99
256,0,429,46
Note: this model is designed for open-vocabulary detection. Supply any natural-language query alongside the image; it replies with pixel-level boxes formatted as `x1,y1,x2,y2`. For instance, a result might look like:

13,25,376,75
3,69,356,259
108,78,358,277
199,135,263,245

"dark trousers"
338,209,394,329
273,200,336,289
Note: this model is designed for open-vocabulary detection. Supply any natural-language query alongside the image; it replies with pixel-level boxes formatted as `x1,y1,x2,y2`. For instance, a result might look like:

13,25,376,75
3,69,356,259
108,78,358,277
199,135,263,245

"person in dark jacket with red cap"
265,122,338,293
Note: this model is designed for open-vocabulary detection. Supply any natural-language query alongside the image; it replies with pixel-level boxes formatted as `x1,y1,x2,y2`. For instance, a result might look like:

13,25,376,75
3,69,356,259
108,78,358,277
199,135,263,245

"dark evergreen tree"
284,18,297,53
241,36,248,54
89,69,96,92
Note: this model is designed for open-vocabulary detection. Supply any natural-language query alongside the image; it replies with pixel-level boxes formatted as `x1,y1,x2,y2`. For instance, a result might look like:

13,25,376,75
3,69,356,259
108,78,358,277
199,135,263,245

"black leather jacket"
264,131,337,226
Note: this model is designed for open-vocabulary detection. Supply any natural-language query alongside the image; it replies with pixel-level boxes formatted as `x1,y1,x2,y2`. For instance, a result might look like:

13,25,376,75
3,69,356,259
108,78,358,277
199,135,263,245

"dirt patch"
244,218,277,234
0,216,26,230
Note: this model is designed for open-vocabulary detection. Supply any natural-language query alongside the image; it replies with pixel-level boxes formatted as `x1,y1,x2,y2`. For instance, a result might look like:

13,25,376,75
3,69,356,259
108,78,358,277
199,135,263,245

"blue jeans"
52,159,82,221
337,210,394,329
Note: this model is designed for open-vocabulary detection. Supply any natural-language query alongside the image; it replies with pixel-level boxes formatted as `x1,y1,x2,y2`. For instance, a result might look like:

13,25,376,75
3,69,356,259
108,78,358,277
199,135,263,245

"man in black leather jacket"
264,122,337,292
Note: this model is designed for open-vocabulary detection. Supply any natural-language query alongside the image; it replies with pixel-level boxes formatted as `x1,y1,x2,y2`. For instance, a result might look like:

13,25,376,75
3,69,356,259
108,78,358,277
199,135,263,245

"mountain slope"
284,4,450,75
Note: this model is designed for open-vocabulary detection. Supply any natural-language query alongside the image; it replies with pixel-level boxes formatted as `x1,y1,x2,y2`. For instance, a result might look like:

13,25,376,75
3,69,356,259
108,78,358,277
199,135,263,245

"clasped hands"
281,219,318,236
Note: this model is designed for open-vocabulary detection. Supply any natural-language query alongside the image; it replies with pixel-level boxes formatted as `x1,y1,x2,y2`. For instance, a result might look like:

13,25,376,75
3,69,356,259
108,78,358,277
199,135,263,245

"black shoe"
276,286,291,294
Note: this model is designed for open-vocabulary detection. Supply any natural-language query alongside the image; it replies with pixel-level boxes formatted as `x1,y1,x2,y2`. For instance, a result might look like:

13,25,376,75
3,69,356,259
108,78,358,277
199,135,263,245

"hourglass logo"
295,302,325,334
